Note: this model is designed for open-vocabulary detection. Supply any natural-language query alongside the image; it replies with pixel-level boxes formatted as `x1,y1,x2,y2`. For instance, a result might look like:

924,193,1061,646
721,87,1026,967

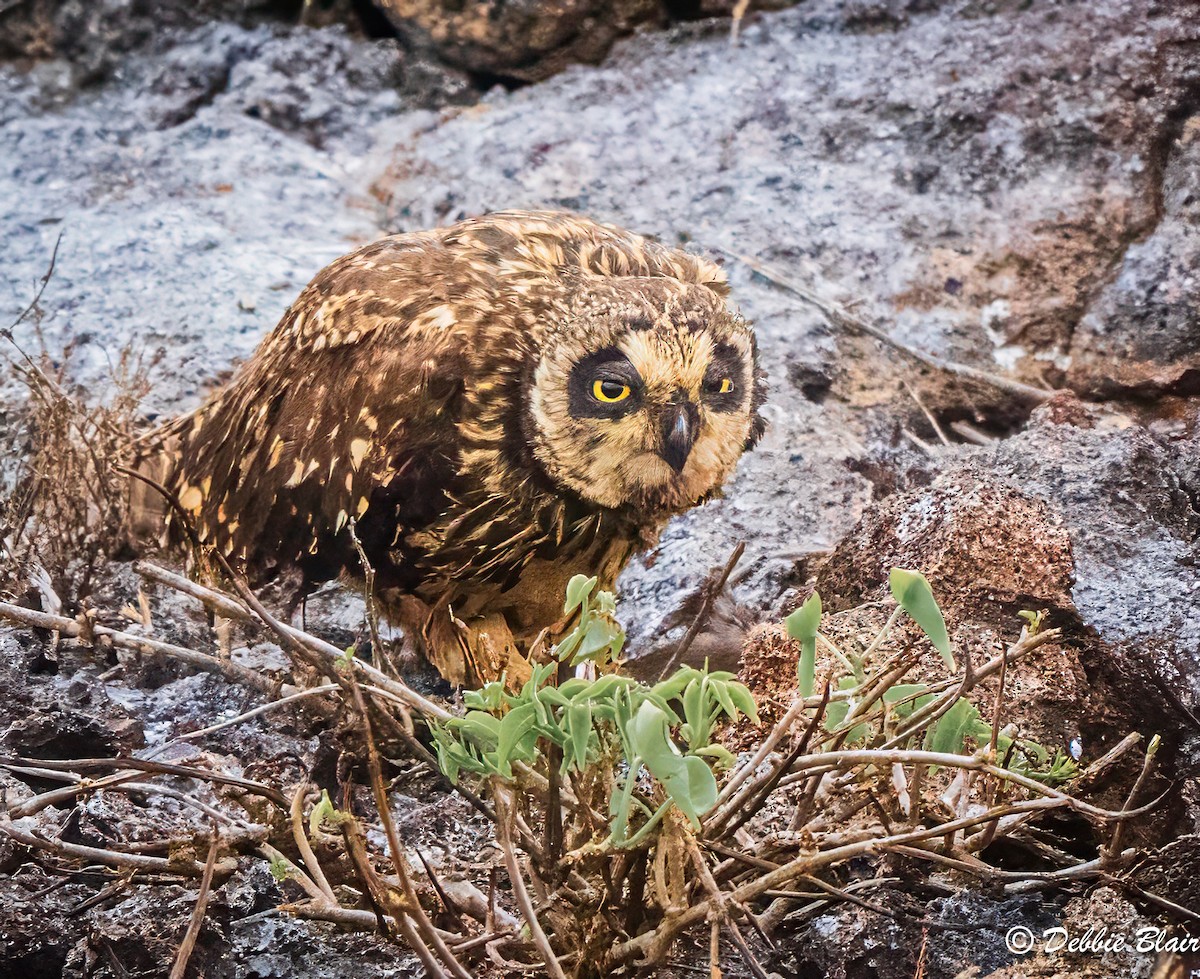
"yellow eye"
593,379,631,403
719,378,734,394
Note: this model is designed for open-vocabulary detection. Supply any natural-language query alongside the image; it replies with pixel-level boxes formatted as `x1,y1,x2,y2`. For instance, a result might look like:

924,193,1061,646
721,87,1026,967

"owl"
131,211,766,686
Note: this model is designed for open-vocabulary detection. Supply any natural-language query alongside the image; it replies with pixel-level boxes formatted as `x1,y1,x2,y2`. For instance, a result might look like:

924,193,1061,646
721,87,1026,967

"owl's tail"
122,406,206,548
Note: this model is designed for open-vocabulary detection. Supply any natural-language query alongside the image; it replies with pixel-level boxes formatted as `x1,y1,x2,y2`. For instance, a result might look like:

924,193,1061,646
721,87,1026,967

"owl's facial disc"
528,293,757,513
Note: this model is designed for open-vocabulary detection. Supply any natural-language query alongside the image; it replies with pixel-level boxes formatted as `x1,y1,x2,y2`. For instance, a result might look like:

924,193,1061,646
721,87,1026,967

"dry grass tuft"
1,271,157,612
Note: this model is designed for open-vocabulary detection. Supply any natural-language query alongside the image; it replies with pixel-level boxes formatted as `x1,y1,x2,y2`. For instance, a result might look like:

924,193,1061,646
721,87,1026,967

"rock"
2,0,1200,974
0,0,376,78
814,478,1075,626
1068,117,1200,396
63,885,227,976
0,659,145,761
621,558,758,680
979,886,1159,979
0,22,466,420
803,392,1200,790
226,914,420,979
978,397,1200,714
4,0,1197,632
1139,834,1200,916
365,0,1200,645
370,0,802,82
0,869,96,979
775,890,1049,979
374,0,663,82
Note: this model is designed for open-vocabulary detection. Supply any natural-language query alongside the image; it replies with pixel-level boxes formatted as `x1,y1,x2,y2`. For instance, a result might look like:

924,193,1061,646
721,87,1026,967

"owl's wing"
151,234,483,589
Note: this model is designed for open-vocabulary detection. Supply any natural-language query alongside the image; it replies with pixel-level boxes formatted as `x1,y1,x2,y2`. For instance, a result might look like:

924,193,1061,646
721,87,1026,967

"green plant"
889,566,954,669
789,568,1077,783
431,575,757,844
1,556,1126,979
785,590,821,697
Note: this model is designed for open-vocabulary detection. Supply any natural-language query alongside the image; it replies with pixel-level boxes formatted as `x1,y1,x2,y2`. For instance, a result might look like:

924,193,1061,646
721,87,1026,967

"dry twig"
718,246,1056,404
168,829,222,979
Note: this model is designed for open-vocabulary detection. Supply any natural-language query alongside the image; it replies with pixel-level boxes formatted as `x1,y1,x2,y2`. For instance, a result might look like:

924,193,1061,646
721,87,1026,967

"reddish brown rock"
813,479,1076,626
373,0,663,82
371,0,801,82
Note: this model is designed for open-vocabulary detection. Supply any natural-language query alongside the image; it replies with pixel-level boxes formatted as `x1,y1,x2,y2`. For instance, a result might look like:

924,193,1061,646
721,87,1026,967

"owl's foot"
411,601,532,689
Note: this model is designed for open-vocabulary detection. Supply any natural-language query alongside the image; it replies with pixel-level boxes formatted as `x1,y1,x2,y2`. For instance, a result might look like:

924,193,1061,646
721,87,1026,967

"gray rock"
4,0,1198,656
364,0,1200,643
978,397,1200,717
0,23,466,421
2,0,1190,657
807,392,1200,756
1068,116,1200,395
0,0,374,79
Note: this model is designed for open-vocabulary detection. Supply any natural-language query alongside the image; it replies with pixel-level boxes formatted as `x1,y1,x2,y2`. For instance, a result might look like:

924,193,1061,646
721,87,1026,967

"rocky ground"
2,0,1199,976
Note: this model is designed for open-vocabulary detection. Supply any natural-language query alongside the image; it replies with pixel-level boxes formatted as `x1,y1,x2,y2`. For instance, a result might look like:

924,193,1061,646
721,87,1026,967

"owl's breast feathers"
129,212,732,611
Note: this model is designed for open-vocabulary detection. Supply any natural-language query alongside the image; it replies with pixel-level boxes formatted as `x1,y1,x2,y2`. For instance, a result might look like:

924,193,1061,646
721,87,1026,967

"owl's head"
526,278,765,514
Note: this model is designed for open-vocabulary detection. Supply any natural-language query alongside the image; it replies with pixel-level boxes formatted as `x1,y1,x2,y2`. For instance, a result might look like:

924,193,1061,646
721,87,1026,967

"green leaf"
494,702,538,777
638,690,681,726
535,686,571,709
565,701,592,773
579,673,633,703
432,727,485,782
557,677,591,700
682,677,708,748
463,680,506,712
1017,609,1045,635
693,744,737,770
628,701,717,829
563,574,597,615
709,677,738,721
725,682,760,725
572,616,625,664
555,633,582,663
607,761,639,844
925,698,980,758
889,568,954,669
882,683,937,722
594,590,618,616
308,789,341,836
651,667,700,703
454,710,502,746
664,756,719,829
786,591,822,698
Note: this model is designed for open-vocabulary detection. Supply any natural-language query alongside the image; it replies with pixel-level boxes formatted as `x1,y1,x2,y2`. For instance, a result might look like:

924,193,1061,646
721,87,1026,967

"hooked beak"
659,402,699,474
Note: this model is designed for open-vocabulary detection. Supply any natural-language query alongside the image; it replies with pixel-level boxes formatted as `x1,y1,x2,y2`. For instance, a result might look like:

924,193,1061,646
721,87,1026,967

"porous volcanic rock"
808,392,1200,768
4,0,1200,972
813,478,1075,625
373,0,663,82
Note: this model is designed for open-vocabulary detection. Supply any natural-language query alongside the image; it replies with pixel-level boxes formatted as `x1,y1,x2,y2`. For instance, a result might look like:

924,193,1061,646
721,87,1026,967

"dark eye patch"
702,342,748,412
568,348,644,418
